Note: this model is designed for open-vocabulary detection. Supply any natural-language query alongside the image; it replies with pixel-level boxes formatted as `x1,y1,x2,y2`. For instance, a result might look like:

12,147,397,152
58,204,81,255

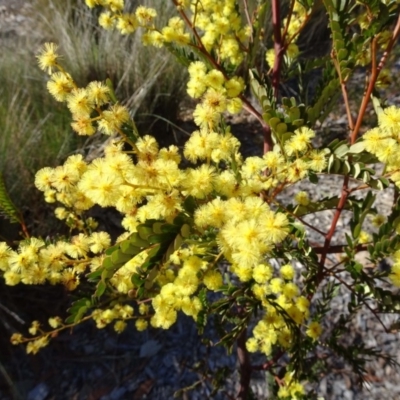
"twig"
332,272,389,333
351,12,400,144
271,0,284,99
313,243,367,254
236,328,252,400
242,0,253,43
252,350,284,371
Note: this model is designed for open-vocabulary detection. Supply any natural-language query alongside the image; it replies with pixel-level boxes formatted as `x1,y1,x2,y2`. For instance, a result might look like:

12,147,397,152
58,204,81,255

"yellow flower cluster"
85,1,157,34
246,263,312,356
0,234,109,288
92,303,134,332
151,253,207,329
87,1,248,131
187,61,244,129
187,0,249,65
363,106,400,185
277,372,305,399
286,1,307,38
37,42,132,138
196,197,289,275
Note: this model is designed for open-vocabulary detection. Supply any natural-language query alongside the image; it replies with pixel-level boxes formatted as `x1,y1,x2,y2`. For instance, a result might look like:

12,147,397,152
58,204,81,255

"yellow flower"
294,191,309,206
10,333,24,345
379,106,400,131
282,282,299,299
371,214,387,227
306,321,322,340
252,263,273,284
37,42,61,74
71,115,96,136
29,320,40,336
280,264,295,280
308,149,328,172
86,81,110,106
47,72,75,102
135,6,157,25
105,0,124,12
246,337,259,352
182,165,216,198
48,317,62,329
114,320,127,333
270,277,283,293
26,336,49,354
265,48,275,67
135,319,148,331
203,270,223,290
85,0,98,8
358,230,371,244
67,88,93,117
99,12,115,30
116,14,138,35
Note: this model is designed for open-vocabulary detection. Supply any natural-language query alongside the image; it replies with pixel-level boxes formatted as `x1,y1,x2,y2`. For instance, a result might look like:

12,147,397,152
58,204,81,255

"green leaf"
180,223,191,238
334,144,349,158
152,222,164,234
349,142,366,154
95,280,107,298
352,163,361,179
102,257,114,270
341,160,351,175
137,225,153,240
352,223,361,239
309,172,319,184
87,268,103,281
129,233,150,248
111,249,133,264
147,233,174,245
106,78,118,103
131,273,145,287
276,122,288,134
105,245,119,256
120,241,143,256
269,117,281,131
0,173,22,224
292,118,305,127
183,196,197,215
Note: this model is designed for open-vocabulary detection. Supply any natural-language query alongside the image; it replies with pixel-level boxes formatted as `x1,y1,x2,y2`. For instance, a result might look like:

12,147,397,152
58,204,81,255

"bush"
2,0,400,398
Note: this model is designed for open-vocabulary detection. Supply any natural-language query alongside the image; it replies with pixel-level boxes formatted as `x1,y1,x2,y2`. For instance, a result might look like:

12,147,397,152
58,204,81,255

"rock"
27,383,49,400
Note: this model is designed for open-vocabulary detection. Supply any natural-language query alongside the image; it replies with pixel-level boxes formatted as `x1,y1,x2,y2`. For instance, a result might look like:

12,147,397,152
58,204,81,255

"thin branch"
271,0,284,99
317,175,350,283
333,55,355,131
351,12,400,144
252,350,284,371
332,272,389,333
272,200,327,237
236,328,252,400
281,0,296,44
313,243,368,254
242,0,253,43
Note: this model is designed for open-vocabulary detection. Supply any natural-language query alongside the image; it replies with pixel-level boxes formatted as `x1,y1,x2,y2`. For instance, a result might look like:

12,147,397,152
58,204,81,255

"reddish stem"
271,0,284,99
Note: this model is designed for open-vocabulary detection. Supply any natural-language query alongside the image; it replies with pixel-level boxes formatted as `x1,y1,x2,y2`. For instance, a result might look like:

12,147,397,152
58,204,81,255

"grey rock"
27,383,49,400
140,339,162,358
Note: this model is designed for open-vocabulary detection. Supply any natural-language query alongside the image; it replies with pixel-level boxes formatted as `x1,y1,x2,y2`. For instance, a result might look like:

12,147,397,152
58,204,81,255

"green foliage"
0,173,22,225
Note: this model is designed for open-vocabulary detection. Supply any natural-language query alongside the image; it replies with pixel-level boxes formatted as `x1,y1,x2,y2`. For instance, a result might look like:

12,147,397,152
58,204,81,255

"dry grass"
0,0,186,238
